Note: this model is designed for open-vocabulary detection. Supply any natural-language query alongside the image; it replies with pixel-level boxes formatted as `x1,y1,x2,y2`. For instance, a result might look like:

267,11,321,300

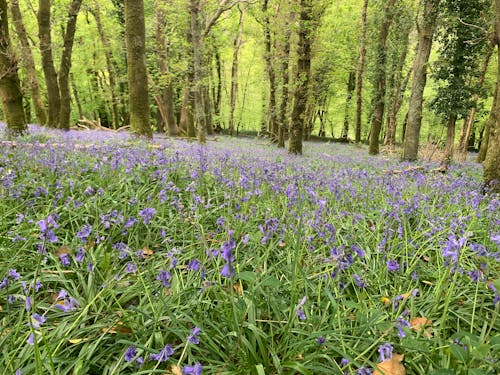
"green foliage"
431,0,490,120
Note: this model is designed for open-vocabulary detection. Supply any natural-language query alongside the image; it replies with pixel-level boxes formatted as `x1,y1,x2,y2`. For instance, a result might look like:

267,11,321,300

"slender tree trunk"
189,0,206,143
402,0,441,161
155,0,179,136
0,0,26,136
442,114,457,166
58,0,82,130
278,17,291,148
213,48,222,129
341,70,356,139
384,36,410,147
10,0,46,125
38,0,60,128
70,73,83,119
262,0,278,139
368,0,397,155
229,5,245,136
124,0,151,137
91,2,120,129
355,0,369,143
179,83,195,136
288,0,312,155
483,0,500,191
457,46,494,161
478,87,496,162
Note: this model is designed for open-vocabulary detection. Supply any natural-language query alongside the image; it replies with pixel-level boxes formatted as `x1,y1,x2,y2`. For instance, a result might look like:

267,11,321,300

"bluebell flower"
220,263,234,278
378,343,393,361
157,270,171,288
188,326,201,344
183,362,203,375
9,269,20,280
138,207,156,225
124,346,137,362
387,259,400,272
149,344,173,362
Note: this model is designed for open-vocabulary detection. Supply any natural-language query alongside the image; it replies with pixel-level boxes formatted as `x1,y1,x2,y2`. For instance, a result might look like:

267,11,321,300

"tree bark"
58,0,82,130
341,70,356,139
10,0,47,126
288,0,313,155
477,87,496,163
402,0,441,161
229,5,245,136
442,114,457,166
155,0,179,136
278,15,291,148
213,48,222,129
124,0,151,137
70,73,83,120
91,2,120,129
483,0,500,191
0,0,27,136
189,0,206,143
457,45,493,162
38,0,60,128
368,0,397,155
262,0,278,140
355,0,369,143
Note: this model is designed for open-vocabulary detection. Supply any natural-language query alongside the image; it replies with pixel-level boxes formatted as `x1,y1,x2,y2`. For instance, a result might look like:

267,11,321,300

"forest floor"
0,124,499,375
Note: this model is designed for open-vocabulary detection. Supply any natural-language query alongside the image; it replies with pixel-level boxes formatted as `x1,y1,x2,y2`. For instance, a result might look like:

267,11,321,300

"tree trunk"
58,0,82,130
124,0,151,137
91,2,120,129
483,0,500,191
213,48,222,129
229,5,245,136
477,87,496,162
341,70,356,139
70,73,83,119
402,0,441,161
179,83,196,137
457,45,494,162
189,0,206,144
155,0,179,136
355,0,369,143
278,16,291,148
384,37,411,148
0,0,26,136
38,0,60,128
288,0,312,155
262,0,278,140
442,114,457,166
10,0,47,126
368,0,397,155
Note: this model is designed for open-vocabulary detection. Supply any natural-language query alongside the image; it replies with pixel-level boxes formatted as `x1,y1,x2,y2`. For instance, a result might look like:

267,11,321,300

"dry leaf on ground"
373,353,406,375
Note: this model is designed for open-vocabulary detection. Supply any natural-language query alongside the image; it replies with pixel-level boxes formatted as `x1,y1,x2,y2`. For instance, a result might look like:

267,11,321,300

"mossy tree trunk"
278,14,291,148
368,0,397,155
402,0,441,161
124,0,151,137
483,0,500,192
0,0,26,136
229,5,245,136
355,0,369,144
262,0,278,140
38,0,60,129
58,0,82,130
10,0,47,126
288,0,313,155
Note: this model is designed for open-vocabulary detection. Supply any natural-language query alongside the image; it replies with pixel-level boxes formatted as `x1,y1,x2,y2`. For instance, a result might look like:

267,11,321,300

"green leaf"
450,344,469,363
490,334,500,346
429,370,455,375
255,364,266,375
492,279,500,291
236,271,257,283
259,275,281,288
468,369,488,375
470,344,490,359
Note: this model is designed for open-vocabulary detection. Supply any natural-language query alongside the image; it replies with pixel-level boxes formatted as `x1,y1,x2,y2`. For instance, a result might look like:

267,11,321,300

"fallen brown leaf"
373,353,406,375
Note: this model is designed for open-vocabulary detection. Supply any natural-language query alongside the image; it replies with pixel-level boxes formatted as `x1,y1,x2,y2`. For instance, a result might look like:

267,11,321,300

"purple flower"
27,333,35,346
187,259,201,272
157,270,171,288
220,263,234,278
183,362,203,375
75,247,85,262
396,316,411,338
15,369,21,375
387,260,400,272
340,358,349,366
124,346,137,362
221,239,235,262
125,262,137,274
149,344,174,362
316,336,326,345
0,277,8,289
59,253,70,267
31,313,46,329
356,367,372,375
9,269,20,280
25,296,32,311
353,274,366,288
378,343,393,362
187,326,201,344
76,225,92,243
138,207,156,225
491,233,500,246
55,297,78,312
